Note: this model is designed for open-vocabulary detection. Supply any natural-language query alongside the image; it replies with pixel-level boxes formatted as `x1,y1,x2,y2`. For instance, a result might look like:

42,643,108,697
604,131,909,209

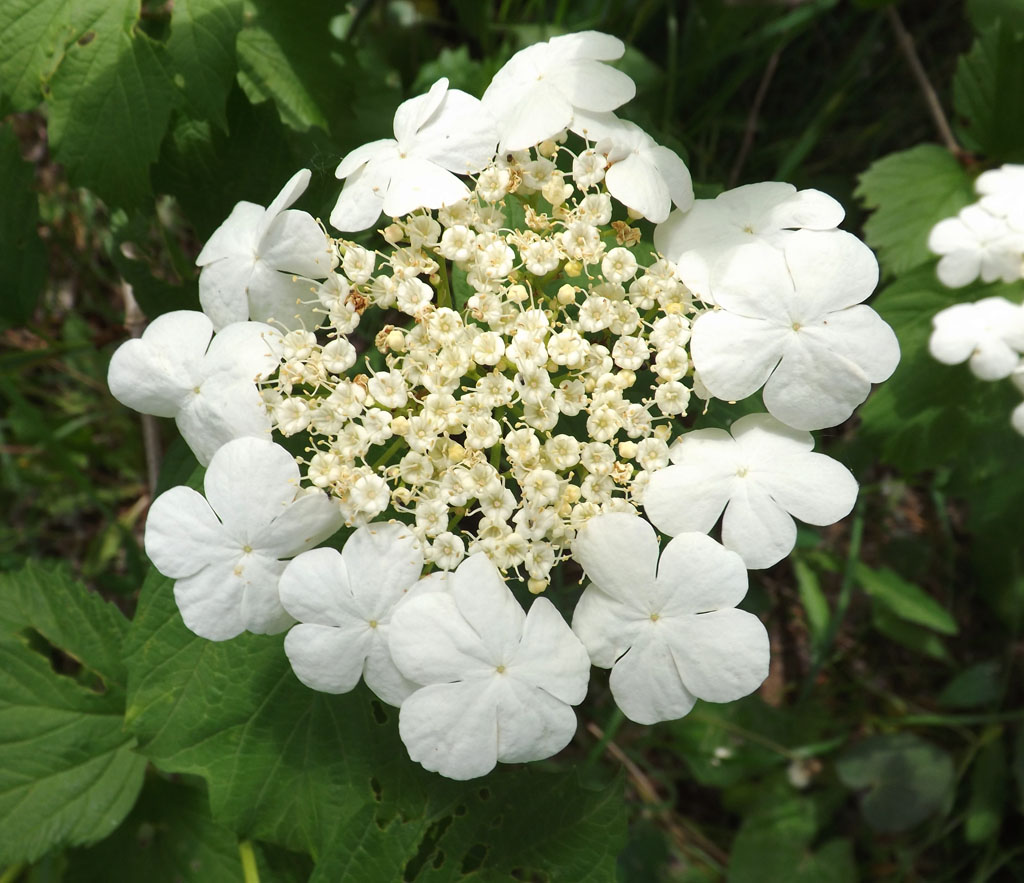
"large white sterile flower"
976,164,1024,231
927,204,1024,288
643,413,858,569
330,78,497,232
279,523,438,706
388,553,590,780
689,229,900,430
196,169,334,330
145,438,343,641
571,111,693,223
107,310,281,465
481,31,635,153
653,182,844,302
571,514,769,724
928,297,1024,380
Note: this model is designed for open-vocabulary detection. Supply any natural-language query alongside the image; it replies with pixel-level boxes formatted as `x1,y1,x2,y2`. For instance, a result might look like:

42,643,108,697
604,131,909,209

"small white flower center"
495,664,506,674
736,466,749,478
649,613,660,622
368,619,378,629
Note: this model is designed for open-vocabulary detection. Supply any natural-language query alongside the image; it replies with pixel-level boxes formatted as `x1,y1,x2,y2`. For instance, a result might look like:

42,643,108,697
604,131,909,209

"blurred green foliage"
2,0,1023,881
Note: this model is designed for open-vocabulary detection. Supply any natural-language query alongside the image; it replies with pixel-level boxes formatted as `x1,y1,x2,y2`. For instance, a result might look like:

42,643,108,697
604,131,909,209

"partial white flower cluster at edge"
108,30,900,780
926,164,1024,436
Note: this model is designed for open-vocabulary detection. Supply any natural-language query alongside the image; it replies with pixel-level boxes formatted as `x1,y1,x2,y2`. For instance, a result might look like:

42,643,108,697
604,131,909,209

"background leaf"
0,123,46,325
837,733,954,833
855,144,974,277
0,563,145,864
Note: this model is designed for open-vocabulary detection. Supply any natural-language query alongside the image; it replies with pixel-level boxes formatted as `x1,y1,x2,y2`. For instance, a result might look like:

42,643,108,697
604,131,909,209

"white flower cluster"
109,32,899,780
928,165,1024,288
927,165,1024,435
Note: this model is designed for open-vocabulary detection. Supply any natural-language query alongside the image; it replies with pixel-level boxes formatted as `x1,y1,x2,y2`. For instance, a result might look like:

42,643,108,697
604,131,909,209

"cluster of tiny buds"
262,140,709,593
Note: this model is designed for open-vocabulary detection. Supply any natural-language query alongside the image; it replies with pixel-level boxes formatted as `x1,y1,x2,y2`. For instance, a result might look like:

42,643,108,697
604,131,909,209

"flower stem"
437,258,453,310
239,840,260,883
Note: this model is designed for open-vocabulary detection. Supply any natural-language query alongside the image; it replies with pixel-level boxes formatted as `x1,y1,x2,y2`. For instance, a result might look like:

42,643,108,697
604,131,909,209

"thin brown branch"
121,281,161,497
585,721,730,868
729,47,782,189
885,6,964,157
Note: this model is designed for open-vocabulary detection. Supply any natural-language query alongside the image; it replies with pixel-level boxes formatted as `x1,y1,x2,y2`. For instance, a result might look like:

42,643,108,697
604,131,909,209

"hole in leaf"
478,787,490,801
77,30,96,46
371,700,388,724
403,815,453,881
370,777,383,802
23,629,105,692
432,850,445,870
454,804,467,816
461,843,488,874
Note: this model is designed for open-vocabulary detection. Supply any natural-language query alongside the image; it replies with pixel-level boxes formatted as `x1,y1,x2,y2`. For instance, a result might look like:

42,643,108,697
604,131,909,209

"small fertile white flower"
196,169,333,330
654,182,844,302
145,438,343,640
928,297,1024,380
107,311,281,465
642,413,858,568
571,514,769,724
481,31,635,153
572,112,693,223
927,205,1024,288
388,553,590,780
975,164,1024,231
689,229,900,430
330,78,497,232
279,523,435,706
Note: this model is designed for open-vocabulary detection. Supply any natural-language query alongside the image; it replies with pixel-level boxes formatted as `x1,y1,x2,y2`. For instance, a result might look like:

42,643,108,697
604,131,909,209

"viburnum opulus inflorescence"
925,164,1024,435
109,30,900,780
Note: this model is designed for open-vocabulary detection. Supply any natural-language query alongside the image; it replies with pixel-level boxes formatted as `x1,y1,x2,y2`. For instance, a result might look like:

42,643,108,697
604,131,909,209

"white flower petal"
936,251,982,288
399,681,500,780
572,512,660,602
689,309,787,402
279,547,352,626
509,598,590,704
255,492,343,559
144,486,234,578
341,522,424,616
449,554,525,664
494,677,579,763
571,585,642,668
175,379,271,466
783,230,879,316
721,480,796,568
654,533,748,616
609,635,696,725
497,85,573,154
559,58,636,113
107,312,211,417
203,438,301,539
284,621,371,694
648,145,694,213
756,452,858,527
382,158,471,217
667,608,770,702
329,168,387,232
363,632,420,707
202,321,282,381
390,592,493,684
643,437,736,536
198,255,256,330
393,78,449,146
256,169,311,241
238,553,291,634
260,209,333,279
173,559,246,641
335,139,398,180
244,261,320,331
766,187,844,230
196,202,263,266
605,152,670,222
